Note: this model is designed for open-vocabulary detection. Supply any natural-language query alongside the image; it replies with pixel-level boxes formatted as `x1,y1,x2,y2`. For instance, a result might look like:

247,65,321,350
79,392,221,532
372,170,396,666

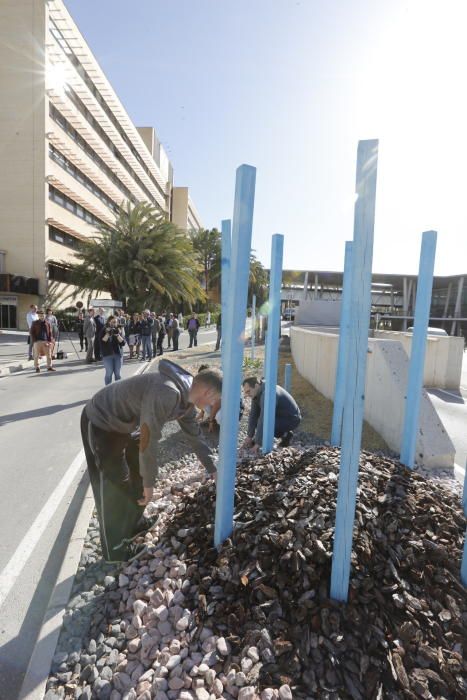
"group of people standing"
74,307,205,384
26,304,59,373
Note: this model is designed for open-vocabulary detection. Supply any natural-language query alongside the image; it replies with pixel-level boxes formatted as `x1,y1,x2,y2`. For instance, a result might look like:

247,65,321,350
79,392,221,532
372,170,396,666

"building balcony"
0,274,39,295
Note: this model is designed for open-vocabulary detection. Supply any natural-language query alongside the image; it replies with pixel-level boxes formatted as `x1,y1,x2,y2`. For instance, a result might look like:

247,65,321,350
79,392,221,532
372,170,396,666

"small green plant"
242,357,263,373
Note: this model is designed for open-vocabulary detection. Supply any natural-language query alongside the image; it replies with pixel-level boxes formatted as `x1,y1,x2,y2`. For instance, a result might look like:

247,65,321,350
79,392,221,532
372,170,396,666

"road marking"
0,449,86,609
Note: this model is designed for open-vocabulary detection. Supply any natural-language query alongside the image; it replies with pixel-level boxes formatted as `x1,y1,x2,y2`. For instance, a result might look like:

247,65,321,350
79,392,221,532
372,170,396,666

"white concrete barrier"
374,331,463,389
290,327,455,468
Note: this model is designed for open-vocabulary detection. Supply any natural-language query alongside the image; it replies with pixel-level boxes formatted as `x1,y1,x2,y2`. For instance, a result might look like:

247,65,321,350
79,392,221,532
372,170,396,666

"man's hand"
138,487,154,506
242,437,253,449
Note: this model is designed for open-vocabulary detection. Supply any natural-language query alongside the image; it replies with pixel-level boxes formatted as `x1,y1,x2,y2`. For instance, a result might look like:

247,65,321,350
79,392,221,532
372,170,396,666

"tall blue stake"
250,294,256,360
262,234,284,454
461,459,467,586
214,165,256,547
331,241,353,446
400,231,437,467
284,363,292,393
221,219,232,372
330,139,379,602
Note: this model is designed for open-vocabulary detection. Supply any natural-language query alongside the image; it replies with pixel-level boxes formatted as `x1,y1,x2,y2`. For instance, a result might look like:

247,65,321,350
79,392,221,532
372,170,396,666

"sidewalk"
0,330,86,377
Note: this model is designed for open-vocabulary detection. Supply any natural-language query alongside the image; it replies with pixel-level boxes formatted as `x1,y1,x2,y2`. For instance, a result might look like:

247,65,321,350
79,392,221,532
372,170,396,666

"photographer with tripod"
101,315,126,385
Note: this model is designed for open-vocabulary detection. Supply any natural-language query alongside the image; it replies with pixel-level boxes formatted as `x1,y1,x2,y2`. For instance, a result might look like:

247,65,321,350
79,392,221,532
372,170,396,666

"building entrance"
0,299,17,329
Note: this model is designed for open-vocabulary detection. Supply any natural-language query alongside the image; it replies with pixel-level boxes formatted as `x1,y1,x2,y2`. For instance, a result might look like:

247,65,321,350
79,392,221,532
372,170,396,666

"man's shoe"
47,367,56,372
279,430,293,447
35,367,40,373
132,514,159,540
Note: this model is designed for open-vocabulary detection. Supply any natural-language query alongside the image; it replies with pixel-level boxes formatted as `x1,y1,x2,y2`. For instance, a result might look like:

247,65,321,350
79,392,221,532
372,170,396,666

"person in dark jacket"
128,313,141,359
151,313,160,357
139,310,154,362
187,313,200,348
30,310,56,373
100,315,126,385
241,376,301,452
81,360,222,562
94,307,106,361
76,311,86,351
156,316,165,356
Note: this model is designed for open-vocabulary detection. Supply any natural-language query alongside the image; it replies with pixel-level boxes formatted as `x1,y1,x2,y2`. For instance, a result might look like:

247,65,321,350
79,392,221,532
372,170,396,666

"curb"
18,359,153,700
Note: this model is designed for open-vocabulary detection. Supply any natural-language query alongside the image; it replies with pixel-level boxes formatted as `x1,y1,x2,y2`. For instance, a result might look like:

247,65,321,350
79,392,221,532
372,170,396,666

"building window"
49,145,120,215
48,263,73,284
49,225,81,250
48,185,107,228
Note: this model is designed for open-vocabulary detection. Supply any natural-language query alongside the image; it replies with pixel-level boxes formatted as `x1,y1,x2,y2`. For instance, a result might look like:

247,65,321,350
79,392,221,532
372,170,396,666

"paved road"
0,325,218,700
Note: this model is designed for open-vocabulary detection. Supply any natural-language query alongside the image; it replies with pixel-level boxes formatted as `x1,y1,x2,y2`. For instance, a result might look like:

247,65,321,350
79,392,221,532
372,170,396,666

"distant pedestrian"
84,308,96,363
26,304,38,360
94,308,106,361
172,316,180,351
165,313,174,349
100,315,126,385
76,311,86,351
215,313,222,351
205,310,211,328
128,313,141,359
150,313,160,357
187,313,200,348
46,308,59,357
156,316,165,356
139,310,154,362
30,310,56,373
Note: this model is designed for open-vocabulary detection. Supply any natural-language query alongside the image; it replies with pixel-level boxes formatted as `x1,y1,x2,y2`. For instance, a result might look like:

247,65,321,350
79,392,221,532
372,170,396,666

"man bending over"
241,376,301,453
81,359,222,562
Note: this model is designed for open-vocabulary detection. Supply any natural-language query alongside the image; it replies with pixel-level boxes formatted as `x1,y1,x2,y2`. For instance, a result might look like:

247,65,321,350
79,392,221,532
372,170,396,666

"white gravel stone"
235,672,247,687
133,600,147,617
175,615,189,631
154,604,169,621
212,678,224,697
119,574,129,587
216,637,230,656
247,646,259,662
238,688,256,700
195,689,210,700
279,685,292,700
260,690,275,700
241,657,253,673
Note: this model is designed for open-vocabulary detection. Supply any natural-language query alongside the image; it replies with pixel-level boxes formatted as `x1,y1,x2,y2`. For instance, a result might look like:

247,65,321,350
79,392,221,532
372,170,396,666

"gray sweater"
247,381,301,445
85,359,215,486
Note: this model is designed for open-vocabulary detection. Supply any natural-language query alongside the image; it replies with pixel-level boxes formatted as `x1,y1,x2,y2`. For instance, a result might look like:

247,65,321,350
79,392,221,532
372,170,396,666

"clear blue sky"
65,0,467,276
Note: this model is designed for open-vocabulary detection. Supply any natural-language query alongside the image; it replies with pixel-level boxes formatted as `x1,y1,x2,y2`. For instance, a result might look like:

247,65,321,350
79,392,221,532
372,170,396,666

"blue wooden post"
262,234,284,454
400,231,437,468
330,139,379,602
221,219,232,371
214,165,256,547
250,294,256,360
461,459,467,586
284,363,292,393
331,241,353,446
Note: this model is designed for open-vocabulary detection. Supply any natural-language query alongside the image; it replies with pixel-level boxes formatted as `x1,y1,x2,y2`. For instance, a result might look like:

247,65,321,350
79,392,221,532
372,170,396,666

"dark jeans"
78,331,87,351
172,329,180,351
188,329,198,347
80,409,145,562
274,414,301,437
94,335,101,361
157,336,164,355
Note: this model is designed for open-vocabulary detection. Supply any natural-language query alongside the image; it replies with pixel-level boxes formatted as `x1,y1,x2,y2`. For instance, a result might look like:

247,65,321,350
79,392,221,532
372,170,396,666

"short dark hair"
192,368,222,394
242,376,259,388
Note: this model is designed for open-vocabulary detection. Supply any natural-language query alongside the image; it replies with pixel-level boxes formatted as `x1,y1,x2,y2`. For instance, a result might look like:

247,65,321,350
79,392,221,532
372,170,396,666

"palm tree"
190,228,221,302
249,254,269,307
67,202,205,309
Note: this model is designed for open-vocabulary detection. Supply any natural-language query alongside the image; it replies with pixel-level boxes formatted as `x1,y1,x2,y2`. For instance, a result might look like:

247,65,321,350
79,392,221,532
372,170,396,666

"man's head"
142,310,150,318
46,308,52,315
189,369,222,410
242,376,261,399
98,307,105,316
30,304,37,312
88,308,95,316
37,309,45,320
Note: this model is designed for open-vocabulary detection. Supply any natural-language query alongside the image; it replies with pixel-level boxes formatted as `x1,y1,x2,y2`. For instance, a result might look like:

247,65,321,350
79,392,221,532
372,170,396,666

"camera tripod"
55,319,81,361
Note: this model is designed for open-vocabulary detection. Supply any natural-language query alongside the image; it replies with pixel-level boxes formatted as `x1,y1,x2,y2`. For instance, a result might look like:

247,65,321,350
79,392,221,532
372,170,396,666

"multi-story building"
171,187,203,232
0,0,200,330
